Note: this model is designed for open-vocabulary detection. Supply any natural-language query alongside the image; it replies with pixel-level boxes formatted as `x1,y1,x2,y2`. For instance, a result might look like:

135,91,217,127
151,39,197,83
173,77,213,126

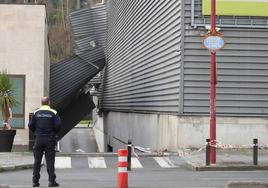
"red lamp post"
210,0,217,164
203,0,225,165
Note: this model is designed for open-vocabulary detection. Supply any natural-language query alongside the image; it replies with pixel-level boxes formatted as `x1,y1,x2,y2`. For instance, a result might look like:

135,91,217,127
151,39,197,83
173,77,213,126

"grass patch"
79,120,91,124
0,166,4,172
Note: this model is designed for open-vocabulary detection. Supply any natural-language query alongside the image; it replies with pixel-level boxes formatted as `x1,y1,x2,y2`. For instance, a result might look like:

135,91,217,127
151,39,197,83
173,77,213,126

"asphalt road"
1,127,267,188
0,156,268,188
59,126,98,153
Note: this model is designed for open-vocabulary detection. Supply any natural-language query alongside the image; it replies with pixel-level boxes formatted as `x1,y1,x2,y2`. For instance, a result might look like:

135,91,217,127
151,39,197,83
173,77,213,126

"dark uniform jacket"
28,105,61,136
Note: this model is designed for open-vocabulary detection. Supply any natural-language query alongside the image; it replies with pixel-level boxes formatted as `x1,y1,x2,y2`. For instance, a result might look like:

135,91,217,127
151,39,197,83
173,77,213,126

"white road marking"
153,157,176,168
88,157,107,168
131,157,143,168
55,157,72,169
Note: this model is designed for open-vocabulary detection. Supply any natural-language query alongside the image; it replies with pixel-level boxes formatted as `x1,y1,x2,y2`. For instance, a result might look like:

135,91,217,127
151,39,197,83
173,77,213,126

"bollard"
117,149,128,188
206,139,210,166
127,140,132,171
253,138,258,165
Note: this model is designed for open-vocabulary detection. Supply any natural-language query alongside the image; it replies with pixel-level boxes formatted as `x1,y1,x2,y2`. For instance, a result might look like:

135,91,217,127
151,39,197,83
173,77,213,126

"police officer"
28,97,62,187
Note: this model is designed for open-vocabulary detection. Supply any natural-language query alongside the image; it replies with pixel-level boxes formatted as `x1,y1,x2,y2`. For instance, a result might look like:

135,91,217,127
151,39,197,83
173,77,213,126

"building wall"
182,0,268,115
0,4,49,147
93,0,268,151
44,15,50,97
98,111,268,151
102,0,182,113
102,0,268,116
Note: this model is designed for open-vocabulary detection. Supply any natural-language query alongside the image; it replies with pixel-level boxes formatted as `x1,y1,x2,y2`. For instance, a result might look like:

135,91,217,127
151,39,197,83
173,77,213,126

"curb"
225,181,268,188
0,184,10,188
185,161,268,171
0,164,33,172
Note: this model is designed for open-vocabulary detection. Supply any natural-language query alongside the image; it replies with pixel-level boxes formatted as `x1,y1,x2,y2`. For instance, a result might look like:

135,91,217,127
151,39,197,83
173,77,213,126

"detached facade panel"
95,0,268,151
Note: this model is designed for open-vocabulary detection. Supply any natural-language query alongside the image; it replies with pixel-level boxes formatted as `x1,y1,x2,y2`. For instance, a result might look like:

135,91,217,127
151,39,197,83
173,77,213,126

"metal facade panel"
183,0,268,116
58,92,95,139
91,6,107,48
51,5,107,111
69,8,95,38
101,0,182,113
78,47,105,66
69,5,107,52
49,5,107,138
75,36,96,54
50,56,105,111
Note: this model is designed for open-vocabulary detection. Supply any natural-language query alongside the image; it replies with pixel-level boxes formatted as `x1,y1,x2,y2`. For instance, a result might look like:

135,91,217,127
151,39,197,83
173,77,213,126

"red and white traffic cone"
117,149,128,188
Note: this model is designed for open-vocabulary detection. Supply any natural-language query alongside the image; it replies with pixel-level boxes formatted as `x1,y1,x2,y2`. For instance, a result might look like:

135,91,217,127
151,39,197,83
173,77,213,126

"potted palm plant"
0,71,17,152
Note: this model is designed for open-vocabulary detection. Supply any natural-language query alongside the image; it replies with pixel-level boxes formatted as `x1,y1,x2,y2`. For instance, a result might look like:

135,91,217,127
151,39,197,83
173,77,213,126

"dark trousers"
33,136,56,183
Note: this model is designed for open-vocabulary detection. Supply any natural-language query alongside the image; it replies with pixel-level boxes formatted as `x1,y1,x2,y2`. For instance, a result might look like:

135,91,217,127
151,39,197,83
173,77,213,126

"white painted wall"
93,116,105,152
92,96,105,152
95,111,268,152
0,5,49,146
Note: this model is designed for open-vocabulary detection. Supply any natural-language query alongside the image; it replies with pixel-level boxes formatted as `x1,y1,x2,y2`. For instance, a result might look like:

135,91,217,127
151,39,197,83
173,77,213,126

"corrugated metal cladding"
101,0,182,113
183,0,268,116
50,5,107,111
50,56,103,111
58,92,95,139
69,5,107,52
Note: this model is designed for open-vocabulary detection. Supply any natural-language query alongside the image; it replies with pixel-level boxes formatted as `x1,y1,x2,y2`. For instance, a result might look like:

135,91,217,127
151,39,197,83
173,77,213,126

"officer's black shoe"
32,182,40,187
48,181,59,187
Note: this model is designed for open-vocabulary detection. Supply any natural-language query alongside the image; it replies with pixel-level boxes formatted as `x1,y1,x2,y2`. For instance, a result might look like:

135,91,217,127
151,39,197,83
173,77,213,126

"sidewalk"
0,152,34,172
181,148,268,171
1,149,268,172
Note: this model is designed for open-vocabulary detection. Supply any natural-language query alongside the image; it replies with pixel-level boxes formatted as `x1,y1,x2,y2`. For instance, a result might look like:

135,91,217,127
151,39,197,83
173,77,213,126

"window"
0,75,25,129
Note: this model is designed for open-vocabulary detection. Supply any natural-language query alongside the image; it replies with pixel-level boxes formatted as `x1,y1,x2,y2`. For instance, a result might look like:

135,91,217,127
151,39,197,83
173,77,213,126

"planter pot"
0,130,16,152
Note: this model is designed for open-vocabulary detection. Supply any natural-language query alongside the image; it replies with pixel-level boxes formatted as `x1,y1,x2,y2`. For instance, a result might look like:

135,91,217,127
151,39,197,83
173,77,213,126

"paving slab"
181,148,268,171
